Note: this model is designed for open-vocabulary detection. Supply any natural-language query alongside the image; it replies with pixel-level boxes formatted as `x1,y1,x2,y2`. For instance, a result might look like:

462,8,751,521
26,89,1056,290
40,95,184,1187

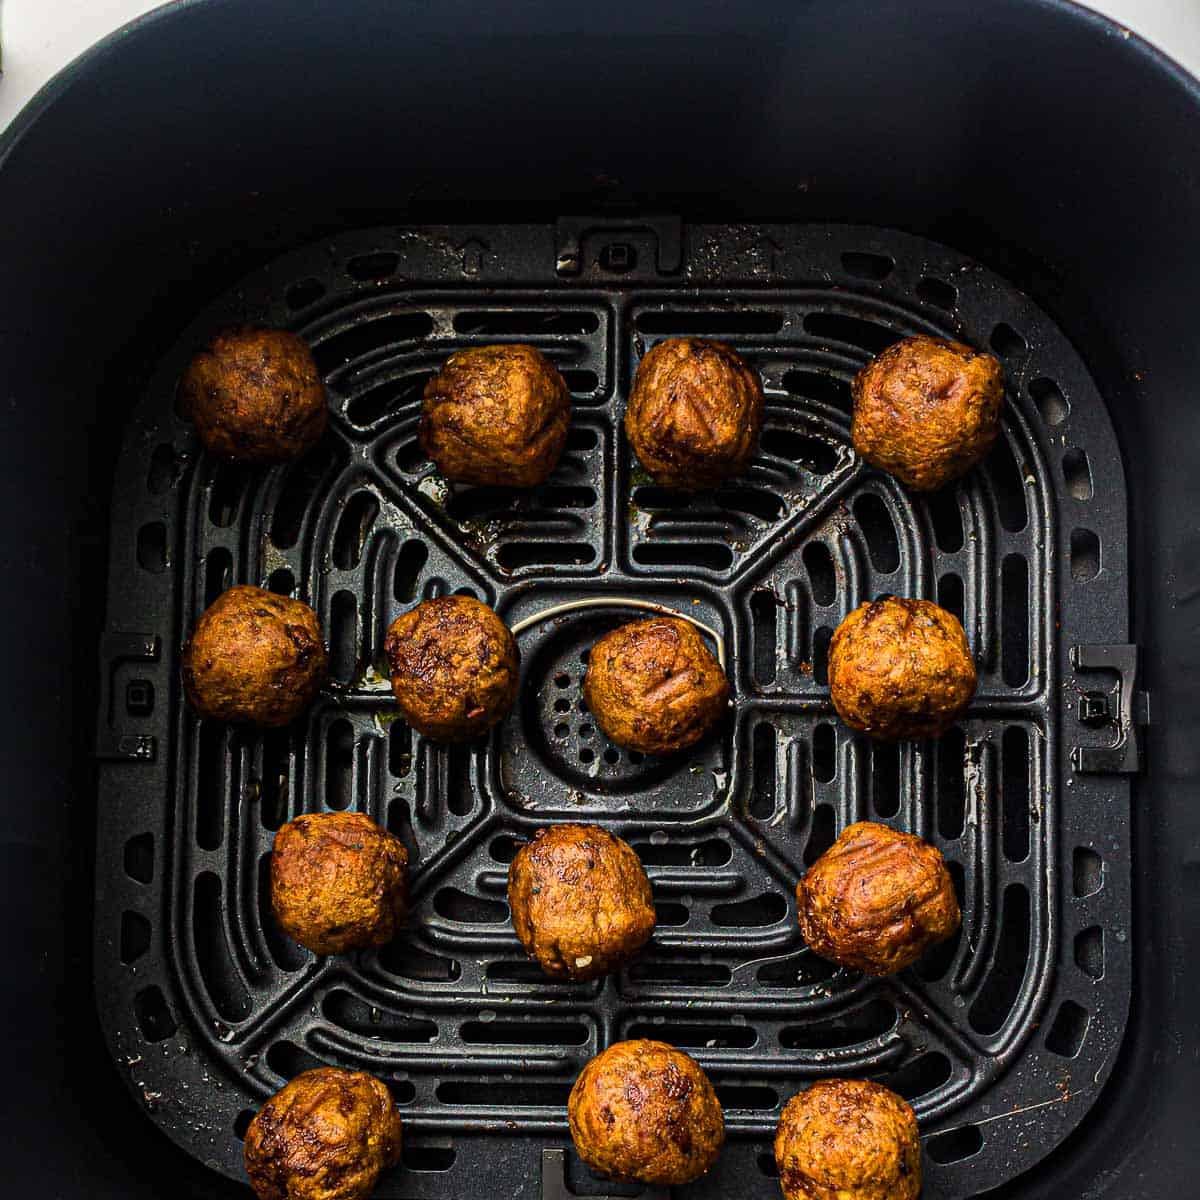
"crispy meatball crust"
829,597,975,741
851,334,1004,491
180,326,327,463
271,812,409,956
243,1067,402,1200
419,344,571,487
384,595,519,742
507,825,656,981
568,1040,725,1186
775,1079,921,1200
625,337,764,488
583,617,729,755
797,820,961,976
182,585,328,727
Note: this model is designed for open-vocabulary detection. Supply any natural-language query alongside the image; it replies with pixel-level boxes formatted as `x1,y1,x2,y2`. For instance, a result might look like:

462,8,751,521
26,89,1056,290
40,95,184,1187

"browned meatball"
583,617,729,755
271,812,408,955
384,595,518,742
419,344,571,486
507,825,656,981
797,820,960,976
569,1040,725,1186
243,1067,402,1200
182,585,328,727
625,337,764,488
775,1079,921,1200
851,334,1004,491
180,326,327,462
829,596,975,741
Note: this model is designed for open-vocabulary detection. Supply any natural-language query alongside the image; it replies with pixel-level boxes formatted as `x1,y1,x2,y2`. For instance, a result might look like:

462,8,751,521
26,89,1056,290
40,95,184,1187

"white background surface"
2,0,1199,133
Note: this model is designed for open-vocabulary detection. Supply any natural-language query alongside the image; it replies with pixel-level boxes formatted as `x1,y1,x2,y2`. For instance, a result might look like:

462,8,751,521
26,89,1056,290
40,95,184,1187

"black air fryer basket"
1,3,1197,1199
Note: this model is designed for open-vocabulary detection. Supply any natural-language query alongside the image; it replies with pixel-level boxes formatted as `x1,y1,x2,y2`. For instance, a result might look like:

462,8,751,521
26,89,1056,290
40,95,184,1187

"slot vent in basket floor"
96,223,1132,1200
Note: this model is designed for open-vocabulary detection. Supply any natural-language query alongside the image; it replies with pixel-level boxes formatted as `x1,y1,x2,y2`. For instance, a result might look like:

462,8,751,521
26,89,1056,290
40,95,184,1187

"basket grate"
96,222,1133,1198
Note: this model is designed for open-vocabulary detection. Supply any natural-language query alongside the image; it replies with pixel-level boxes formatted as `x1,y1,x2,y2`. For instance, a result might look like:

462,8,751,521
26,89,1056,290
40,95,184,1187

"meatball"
775,1079,920,1200
271,812,408,955
507,825,656,981
243,1067,402,1200
180,326,327,462
625,337,764,488
797,820,960,976
583,617,729,755
828,596,975,741
420,344,570,487
384,595,519,742
851,335,1004,491
569,1040,725,1186
182,585,328,727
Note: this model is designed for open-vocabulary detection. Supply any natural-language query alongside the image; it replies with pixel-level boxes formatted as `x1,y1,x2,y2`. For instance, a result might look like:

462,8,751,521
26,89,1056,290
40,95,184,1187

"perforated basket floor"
95,222,1134,1199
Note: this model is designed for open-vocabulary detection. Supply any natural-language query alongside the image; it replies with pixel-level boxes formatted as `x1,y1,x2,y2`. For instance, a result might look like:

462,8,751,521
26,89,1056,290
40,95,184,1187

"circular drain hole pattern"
500,605,728,810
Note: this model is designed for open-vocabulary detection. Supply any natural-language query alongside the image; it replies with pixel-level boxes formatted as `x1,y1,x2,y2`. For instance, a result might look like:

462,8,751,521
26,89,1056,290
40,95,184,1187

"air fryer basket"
96,222,1133,1200
2,3,1198,1199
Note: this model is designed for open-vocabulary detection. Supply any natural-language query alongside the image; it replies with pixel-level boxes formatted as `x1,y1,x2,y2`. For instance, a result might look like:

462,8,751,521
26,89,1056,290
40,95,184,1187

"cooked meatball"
384,595,519,742
182,585,328,727
583,617,729,755
420,344,570,487
243,1067,402,1200
180,326,327,462
569,1040,724,1186
797,820,960,976
271,812,408,955
851,334,1004,491
625,337,764,488
828,596,975,741
507,824,655,981
775,1079,920,1200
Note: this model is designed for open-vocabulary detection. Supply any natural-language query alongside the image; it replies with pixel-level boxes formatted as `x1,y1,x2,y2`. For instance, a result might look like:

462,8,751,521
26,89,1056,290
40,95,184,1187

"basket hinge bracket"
542,1149,668,1200
97,632,161,762
555,214,682,278
1069,643,1148,774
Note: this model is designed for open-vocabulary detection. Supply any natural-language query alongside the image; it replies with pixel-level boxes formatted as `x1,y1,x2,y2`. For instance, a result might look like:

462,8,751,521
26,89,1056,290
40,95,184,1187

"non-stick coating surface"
95,222,1131,1198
